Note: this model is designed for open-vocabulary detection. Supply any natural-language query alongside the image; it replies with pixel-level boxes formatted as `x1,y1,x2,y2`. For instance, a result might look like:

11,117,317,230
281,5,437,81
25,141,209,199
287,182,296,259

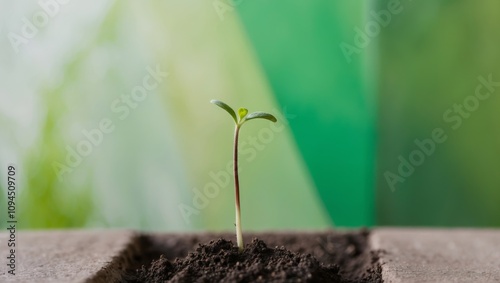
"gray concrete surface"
0,230,133,283
1,229,500,282
371,228,500,283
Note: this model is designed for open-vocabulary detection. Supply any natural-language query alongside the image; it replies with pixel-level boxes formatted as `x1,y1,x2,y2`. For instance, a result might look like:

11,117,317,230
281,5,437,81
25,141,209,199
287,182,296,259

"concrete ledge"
0,230,133,283
371,228,500,283
2,229,500,282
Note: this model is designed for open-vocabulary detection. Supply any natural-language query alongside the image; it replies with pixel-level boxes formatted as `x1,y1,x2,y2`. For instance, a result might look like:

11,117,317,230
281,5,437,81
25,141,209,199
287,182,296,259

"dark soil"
89,229,382,283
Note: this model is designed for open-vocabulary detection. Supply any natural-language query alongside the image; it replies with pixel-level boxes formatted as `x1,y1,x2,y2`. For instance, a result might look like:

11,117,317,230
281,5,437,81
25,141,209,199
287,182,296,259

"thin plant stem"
233,124,243,251
211,99,276,252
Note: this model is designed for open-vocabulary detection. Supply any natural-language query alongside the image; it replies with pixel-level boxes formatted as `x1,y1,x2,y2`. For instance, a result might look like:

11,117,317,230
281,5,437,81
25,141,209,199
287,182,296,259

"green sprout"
211,99,277,251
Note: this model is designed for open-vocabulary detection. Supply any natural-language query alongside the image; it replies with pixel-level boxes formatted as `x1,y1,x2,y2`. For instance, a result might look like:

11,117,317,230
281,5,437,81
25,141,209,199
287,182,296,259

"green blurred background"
0,0,499,231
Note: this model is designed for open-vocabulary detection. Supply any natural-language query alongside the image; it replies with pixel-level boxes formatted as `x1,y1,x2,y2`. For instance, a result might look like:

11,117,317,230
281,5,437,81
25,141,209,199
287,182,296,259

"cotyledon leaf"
211,99,237,124
244,111,277,123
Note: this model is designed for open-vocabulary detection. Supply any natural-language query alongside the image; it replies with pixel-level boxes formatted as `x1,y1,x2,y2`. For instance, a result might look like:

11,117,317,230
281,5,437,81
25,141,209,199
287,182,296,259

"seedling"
211,99,277,251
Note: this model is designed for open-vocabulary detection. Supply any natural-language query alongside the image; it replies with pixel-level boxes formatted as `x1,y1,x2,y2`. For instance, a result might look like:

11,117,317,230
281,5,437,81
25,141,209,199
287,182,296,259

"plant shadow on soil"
88,229,382,283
